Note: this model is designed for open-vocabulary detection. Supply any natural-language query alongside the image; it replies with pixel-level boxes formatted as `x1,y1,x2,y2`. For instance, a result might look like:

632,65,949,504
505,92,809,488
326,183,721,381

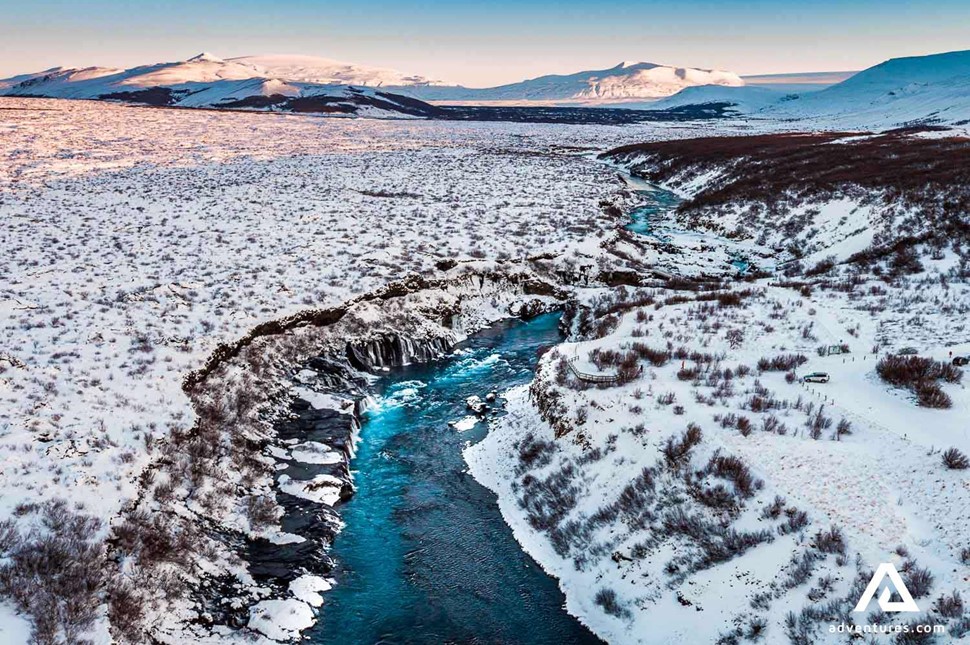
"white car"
802,372,830,384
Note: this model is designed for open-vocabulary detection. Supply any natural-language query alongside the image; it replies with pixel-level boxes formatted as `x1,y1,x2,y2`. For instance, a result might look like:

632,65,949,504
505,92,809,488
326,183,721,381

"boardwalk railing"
567,356,620,385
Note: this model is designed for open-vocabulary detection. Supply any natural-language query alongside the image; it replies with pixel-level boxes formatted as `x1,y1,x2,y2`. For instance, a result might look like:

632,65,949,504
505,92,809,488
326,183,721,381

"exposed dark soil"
601,130,970,263
9,90,738,124
99,87,183,106
217,90,438,116
602,129,970,208
436,102,735,124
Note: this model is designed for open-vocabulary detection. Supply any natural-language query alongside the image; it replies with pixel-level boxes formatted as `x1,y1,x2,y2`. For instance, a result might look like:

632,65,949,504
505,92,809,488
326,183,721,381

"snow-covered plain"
468,274,970,642
2,92,969,645
0,96,723,643
1,96,665,522
468,132,970,642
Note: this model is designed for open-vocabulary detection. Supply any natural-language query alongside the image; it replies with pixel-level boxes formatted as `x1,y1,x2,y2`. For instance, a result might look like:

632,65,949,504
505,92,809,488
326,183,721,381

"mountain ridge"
3,49,969,128
0,53,744,106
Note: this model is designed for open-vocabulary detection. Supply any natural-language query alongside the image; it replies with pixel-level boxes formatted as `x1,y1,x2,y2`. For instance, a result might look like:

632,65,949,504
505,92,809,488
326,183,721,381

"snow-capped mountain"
650,49,970,129
402,61,744,103
741,70,856,92
0,52,444,118
634,84,785,112
227,54,440,87
1,56,743,109
6,49,969,128
0,52,441,91
767,49,970,127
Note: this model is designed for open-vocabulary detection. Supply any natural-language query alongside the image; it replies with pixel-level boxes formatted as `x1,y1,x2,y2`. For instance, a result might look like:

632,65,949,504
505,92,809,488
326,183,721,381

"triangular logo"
853,563,920,613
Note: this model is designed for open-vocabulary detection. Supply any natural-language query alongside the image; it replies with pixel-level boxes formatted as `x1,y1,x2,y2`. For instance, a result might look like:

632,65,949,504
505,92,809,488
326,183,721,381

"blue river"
313,313,601,644
626,184,680,238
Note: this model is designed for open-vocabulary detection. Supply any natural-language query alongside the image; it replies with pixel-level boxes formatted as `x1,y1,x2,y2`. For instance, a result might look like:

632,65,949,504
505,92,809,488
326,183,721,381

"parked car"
802,372,830,383
954,356,970,367
898,347,918,355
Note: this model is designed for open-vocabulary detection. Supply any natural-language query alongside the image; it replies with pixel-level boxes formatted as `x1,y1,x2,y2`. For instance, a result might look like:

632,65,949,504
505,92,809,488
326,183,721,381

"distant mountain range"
402,61,743,103
766,49,970,127
2,49,969,128
0,53,744,114
645,49,970,129
740,70,857,92
0,52,448,118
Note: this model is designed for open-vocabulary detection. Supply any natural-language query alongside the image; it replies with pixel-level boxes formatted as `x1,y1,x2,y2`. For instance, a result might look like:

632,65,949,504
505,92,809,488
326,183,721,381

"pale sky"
1,0,968,85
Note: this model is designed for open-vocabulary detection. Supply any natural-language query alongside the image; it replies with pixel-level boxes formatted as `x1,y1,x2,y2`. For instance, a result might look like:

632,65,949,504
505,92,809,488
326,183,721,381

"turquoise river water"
312,313,601,644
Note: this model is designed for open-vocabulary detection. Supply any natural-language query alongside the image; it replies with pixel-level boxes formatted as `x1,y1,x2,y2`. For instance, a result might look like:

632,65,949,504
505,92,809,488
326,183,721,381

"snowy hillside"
741,70,857,92
6,49,970,127
651,49,970,130
767,49,970,128
1,56,744,110
228,54,441,86
462,129,970,644
403,61,744,103
641,85,785,113
0,52,442,118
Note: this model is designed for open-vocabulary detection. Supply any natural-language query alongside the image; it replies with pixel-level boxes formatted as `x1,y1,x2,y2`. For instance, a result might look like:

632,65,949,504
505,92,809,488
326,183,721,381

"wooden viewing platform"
567,356,621,385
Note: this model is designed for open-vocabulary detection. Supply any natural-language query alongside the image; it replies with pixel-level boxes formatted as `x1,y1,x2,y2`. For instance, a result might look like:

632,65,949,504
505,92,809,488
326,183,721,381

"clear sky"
1,0,968,86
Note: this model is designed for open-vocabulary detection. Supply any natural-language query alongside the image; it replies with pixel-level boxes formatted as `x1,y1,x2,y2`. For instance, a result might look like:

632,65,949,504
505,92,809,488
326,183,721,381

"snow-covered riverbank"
3,95,969,644
1,97,662,642
466,134,970,643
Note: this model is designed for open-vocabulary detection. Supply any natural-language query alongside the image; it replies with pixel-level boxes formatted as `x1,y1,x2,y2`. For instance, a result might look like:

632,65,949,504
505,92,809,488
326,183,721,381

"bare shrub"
694,484,737,510
760,495,786,520
111,509,196,568
0,519,20,553
516,432,557,474
807,405,832,440
942,448,970,470
662,508,774,572
761,415,787,435
783,551,823,589
706,453,762,498
934,591,964,618
245,494,280,531
747,392,782,412
757,354,808,372
812,526,846,555
594,587,632,619
836,418,852,438
903,563,934,599
876,355,959,387
630,343,670,366
778,509,810,535
736,416,752,437
745,616,767,641
663,424,703,469
677,366,700,381
518,463,581,556
718,413,738,429
876,355,959,408
916,381,952,409
0,500,105,645
108,581,146,643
